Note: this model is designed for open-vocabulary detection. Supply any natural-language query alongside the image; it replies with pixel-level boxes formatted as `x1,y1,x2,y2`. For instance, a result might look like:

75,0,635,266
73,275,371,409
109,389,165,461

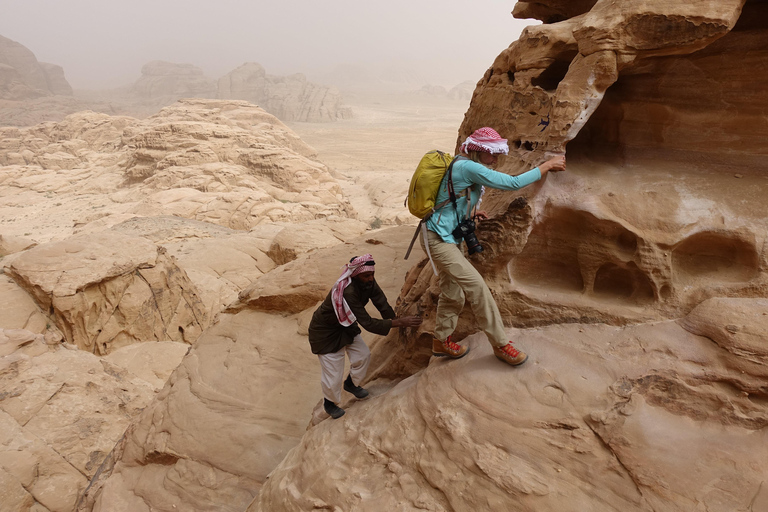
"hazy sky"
0,1,538,90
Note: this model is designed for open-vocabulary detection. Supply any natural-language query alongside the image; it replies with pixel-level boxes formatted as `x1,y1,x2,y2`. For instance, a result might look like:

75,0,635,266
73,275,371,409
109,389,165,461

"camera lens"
465,232,483,254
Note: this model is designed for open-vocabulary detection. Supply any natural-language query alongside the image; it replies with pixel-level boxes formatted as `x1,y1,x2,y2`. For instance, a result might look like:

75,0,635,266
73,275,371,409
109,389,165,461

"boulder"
4,231,209,354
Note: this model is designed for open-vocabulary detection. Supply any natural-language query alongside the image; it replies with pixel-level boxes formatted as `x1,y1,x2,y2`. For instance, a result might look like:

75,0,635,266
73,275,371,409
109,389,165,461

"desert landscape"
2,0,768,511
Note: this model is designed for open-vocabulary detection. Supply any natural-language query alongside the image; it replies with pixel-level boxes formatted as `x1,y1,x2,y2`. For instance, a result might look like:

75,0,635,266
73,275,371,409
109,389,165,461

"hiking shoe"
493,342,528,366
432,335,469,359
323,398,345,419
343,375,369,399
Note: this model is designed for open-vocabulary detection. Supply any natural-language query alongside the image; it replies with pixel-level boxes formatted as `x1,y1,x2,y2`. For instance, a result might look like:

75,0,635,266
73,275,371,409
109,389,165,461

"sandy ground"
289,92,469,226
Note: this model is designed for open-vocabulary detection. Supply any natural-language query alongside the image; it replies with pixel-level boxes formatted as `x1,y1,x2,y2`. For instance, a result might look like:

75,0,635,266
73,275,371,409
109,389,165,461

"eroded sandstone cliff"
252,1,768,511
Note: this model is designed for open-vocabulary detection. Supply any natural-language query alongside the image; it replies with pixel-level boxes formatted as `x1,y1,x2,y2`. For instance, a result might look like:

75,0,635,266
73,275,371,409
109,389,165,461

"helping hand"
392,316,422,328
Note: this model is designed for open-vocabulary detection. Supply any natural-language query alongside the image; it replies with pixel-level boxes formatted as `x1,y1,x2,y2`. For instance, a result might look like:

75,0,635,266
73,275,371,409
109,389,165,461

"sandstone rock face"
4,231,209,355
79,310,322,512
130,60,216,102
0,34,73,100
0,99,355,244
246,2,768,511
77,226,424,511
254,298,768,511
0,329,185,512
439,0,766,332
218,62,353,122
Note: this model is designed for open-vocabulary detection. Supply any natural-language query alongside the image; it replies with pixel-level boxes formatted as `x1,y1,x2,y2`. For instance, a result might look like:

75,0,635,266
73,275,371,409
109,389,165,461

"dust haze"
0,0,537,90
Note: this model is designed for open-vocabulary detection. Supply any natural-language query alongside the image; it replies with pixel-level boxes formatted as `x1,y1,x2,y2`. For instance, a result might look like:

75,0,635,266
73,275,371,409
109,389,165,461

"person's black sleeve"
345,286,393,335
370,282,396,319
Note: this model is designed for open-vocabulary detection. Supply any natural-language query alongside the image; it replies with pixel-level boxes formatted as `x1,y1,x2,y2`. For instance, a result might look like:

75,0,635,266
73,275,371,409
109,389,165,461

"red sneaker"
432,335,469,359
493,342,528,366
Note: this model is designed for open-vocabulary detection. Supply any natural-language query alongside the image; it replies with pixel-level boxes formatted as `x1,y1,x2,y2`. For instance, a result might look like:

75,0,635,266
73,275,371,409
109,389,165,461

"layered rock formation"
76,226,425,511
218,62,352,122
0,98,371,510
251,1,768,510
0,98,354,243
4,232,209,355
0,35,73,100
129,61,217,103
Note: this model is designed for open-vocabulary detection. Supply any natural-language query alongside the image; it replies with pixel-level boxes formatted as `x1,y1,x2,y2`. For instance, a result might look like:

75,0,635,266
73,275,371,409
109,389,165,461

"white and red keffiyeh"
331,254,375,326
459,127,509,155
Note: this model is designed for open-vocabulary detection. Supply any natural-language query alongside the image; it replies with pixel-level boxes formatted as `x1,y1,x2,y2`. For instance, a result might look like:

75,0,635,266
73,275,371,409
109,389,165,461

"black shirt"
308,278,396,354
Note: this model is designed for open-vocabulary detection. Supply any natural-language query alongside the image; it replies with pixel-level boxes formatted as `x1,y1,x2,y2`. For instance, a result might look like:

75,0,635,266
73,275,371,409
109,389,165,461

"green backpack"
405,150,453,218
404,151,465,273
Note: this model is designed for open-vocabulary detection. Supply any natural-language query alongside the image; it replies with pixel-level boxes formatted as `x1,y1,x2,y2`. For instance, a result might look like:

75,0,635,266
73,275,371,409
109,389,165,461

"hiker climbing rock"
308,254,422,419
420,127,566,365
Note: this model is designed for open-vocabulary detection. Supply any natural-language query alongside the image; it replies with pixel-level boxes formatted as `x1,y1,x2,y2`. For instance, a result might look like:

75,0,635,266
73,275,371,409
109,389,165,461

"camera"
452,218,483,255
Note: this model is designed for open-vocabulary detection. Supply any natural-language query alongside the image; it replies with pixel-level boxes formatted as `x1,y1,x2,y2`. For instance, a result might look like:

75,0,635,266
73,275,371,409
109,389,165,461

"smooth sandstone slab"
5,231,209,354
254,298,768,511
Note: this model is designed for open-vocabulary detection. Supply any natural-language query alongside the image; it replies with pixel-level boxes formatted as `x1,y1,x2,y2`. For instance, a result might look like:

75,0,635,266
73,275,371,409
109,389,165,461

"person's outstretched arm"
464,155,567,190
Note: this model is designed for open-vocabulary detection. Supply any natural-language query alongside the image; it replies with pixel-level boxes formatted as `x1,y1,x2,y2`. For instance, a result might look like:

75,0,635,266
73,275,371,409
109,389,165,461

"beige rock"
254,304,768,511
0,234,36,256
130,60,216,102
0,34,72,100
680,297,768,386
103,341,190,391
78,226,424,511
5,231,209,354
218,62,352,122
266,218,369,265
81,310,320,512
0,99,356,244
0,275,50,335
0,328,167,512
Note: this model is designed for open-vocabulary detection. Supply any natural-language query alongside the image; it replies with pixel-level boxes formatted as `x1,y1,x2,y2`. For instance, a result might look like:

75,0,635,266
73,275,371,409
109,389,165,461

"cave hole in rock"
530,55,574,92
672,231,759,283
511,215,584,292
512,208,645,298
507,70,515,84
593,262,655,304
